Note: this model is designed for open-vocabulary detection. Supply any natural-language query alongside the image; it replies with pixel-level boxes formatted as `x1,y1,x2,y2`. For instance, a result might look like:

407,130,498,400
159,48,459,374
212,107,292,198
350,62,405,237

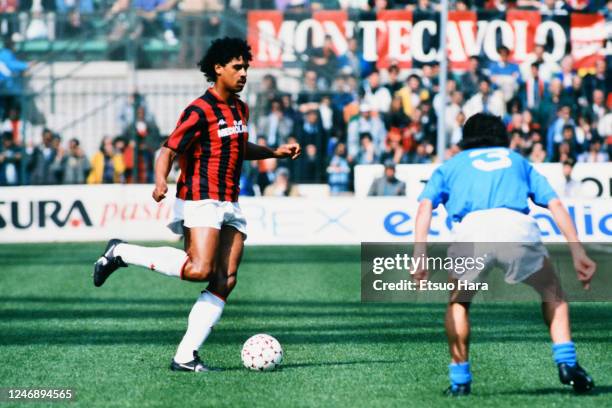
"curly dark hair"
197,37,253,83
460,113,509,149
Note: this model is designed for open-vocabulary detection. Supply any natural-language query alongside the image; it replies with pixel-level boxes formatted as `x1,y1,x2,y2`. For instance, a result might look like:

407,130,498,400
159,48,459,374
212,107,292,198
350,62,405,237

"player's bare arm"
547,198,597,289
244,142,301,161
152,146,177,202
412,199,433,282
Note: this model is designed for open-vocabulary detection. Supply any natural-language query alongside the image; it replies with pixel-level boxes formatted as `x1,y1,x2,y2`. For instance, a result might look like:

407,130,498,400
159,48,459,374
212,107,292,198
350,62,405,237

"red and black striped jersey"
164,88,249,202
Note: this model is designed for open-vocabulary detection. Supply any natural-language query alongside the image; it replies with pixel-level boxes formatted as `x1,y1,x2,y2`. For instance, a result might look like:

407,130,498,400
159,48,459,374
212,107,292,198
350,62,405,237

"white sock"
114,243,187,278
174,290,225,363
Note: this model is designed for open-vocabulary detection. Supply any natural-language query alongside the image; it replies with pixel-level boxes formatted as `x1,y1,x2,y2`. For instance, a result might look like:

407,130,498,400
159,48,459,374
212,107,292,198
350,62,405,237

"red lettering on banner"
314,10,349,55
447,11,477,70
247,11,605,70
248,11,284,68
571,13,605,69
376,10,413,69
506,10,541,63
100,204,118,227
99,202,171,226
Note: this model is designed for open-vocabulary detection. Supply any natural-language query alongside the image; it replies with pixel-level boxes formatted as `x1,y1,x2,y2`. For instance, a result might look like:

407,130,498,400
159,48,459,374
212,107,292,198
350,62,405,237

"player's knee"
187,260,215,281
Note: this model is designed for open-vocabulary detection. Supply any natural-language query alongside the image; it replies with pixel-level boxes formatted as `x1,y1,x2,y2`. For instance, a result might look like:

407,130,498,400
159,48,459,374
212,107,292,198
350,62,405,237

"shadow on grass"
220,359,411,372
491,385,612,397
0,296,609,346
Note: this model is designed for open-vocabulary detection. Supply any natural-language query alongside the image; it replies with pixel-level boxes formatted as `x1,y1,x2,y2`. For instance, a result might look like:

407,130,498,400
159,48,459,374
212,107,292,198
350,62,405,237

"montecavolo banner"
247,10,607,69
0,185,610,243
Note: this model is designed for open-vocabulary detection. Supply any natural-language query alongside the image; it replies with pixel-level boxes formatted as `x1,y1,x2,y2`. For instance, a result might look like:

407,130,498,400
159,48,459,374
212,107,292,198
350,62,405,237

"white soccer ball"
241,334,283,371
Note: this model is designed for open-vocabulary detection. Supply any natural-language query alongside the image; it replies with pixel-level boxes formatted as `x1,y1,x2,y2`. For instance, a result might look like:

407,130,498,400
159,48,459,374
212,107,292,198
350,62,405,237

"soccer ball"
241,334,283,371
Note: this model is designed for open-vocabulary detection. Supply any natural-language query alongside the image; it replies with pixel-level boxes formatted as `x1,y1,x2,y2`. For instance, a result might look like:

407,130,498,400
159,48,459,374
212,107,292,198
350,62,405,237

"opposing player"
92,37,301,372
414,113,596,395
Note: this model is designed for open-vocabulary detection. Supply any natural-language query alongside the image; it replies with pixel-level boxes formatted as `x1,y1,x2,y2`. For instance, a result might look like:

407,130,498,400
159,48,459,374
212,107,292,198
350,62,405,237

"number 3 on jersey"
469,148,512,172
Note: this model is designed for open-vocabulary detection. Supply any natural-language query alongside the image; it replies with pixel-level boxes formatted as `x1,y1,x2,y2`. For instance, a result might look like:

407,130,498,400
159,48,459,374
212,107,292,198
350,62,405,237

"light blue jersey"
418,147,558,222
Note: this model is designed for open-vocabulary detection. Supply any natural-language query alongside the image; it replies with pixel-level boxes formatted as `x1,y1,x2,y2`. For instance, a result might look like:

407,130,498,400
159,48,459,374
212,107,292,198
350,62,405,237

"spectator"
554,55,576,91
540,0,570,13
529,142,547,163
410,142,434,164
379,131,405,165
346,102,387,162
355,132,379,165
254,74,280,121
60,138,91,184
133,0,177,42
444,90,463,137
519,43,560,83
263,167,300,197
589,89,607,124
361,69,392,115
488,45,521,102
258,98,294,148
127,105,161,150
385,63,402,95
307,35,339,88
87,136,126,184
583,59,610,103
0,106,23,145
368,160,406,196
578,138,609,162
118,92,154,134
0,38,29,116
546,105,575,159
537,78,565,129
318,95,335,141
26,6,50,40
458,55,483,100
396,74,425,118
297,143,323,183
566,75,589,113
177,0,222,67
463,78,505,118
29,128,60,185
557,157,582,197
297,109,327,159
450,111,465,147
0,131,22,185
520,62,546,110
327,142,350,194
297,70,324,113
386,96,411,130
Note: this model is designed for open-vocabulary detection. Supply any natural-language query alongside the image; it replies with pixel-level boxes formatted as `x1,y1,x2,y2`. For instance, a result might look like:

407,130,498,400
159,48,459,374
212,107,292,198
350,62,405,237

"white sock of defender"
174,291,225,363
114,243,187,278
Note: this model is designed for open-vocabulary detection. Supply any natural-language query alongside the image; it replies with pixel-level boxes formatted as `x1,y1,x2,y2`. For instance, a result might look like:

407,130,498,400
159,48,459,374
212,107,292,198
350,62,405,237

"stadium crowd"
0,1,610,194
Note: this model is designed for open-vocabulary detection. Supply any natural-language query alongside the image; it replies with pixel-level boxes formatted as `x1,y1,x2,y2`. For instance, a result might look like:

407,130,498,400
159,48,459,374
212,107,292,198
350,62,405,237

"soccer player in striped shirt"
93,38,301,372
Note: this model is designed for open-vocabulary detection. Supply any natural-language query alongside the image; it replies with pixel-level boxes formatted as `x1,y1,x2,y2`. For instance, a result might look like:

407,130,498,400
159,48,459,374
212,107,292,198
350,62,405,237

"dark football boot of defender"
170,351,211,372
93,238,127,287
558,363,594,393
444,383,471,397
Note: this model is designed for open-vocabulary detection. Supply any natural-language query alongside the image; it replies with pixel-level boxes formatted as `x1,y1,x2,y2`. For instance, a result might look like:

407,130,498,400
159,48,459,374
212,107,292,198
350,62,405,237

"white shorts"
167,198,185,235
183,199,247,237
449,208,548,284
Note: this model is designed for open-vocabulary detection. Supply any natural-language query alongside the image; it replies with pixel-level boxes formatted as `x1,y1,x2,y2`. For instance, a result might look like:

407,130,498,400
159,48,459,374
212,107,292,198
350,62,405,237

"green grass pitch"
0,243,610,407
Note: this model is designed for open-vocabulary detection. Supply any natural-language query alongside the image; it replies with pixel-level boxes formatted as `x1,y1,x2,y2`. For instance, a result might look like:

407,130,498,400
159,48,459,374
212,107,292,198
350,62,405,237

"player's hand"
572,248,596,290
152,182,168,202
412,267,428,285
274,143,301,160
